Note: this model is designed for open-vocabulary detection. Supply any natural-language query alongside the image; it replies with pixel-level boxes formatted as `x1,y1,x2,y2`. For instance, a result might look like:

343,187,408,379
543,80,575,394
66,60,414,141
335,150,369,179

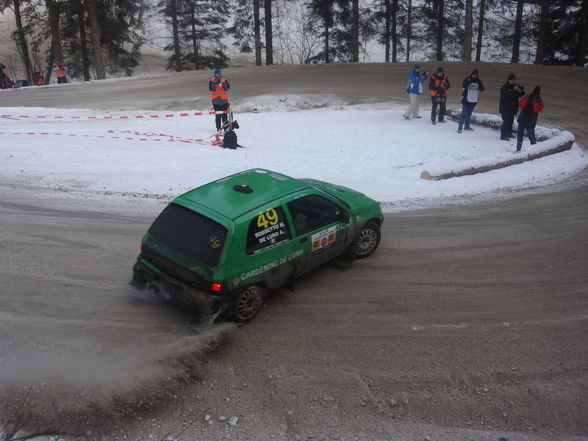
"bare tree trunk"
88,0,106,78
46,0,64,64
168,0,181,72
464,0,473,61
534,0,549,64
265,0,273,65
578,0,588,66
254,0,262,66
475,0,486,61
351,0,359,62
12,0,33,84
384,0,390,62
44,49,54,85
511,0,524,63
190,3,199,70
324,22,330,63
406,0,412,62
436,0,444,61
76,0,90,81
392,0,398,62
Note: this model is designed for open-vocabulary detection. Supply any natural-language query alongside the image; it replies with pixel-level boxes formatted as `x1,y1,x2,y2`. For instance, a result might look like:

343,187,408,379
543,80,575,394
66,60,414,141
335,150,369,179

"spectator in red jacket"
516,86,544,152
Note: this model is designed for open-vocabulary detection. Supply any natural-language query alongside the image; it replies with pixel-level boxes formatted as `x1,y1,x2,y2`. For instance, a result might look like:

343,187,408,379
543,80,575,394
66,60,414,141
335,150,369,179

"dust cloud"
0,287,235,436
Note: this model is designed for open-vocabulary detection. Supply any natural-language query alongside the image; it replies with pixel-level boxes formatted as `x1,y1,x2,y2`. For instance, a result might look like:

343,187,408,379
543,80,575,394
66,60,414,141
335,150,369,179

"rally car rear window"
148,203,227,267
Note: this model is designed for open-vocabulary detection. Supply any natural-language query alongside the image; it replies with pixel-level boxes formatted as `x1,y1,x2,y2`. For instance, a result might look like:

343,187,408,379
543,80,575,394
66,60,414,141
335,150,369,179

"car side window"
287,194,347,236
246,206,292,254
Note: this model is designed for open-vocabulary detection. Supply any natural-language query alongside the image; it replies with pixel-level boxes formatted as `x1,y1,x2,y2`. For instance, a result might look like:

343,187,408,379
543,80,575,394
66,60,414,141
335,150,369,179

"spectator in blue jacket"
403,64,428,119
457,68,485,133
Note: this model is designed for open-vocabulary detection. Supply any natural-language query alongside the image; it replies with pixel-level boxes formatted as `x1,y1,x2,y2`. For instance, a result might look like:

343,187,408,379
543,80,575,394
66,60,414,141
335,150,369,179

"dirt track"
0,63,587,441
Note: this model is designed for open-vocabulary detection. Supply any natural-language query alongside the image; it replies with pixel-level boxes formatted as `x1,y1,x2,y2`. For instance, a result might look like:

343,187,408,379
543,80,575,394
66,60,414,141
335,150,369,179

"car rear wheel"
229,284,265,323
354,222,381,258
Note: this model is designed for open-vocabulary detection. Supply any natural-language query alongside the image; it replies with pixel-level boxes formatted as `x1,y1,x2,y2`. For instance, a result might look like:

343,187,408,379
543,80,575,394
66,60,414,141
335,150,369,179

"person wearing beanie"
515,86,544,152
499,73,525,140
428,66,450,124
209,68,231,132
457,68,485,133
403,64,429,120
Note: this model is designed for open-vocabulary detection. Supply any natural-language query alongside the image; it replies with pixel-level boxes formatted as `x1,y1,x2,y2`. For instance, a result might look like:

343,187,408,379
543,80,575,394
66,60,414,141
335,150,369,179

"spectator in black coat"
499,73,525,140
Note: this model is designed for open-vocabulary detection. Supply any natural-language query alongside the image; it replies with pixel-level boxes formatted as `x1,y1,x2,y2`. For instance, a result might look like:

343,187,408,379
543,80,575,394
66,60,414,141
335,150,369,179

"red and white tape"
0,129,223,147
0,110,229,121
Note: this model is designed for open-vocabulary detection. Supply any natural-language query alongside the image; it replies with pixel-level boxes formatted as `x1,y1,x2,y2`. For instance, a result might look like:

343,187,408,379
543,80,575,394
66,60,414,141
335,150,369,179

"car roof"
175,169,312,220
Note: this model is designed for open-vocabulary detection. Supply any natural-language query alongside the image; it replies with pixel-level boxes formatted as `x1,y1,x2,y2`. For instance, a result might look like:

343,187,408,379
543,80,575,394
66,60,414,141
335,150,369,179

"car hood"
301,179,380,214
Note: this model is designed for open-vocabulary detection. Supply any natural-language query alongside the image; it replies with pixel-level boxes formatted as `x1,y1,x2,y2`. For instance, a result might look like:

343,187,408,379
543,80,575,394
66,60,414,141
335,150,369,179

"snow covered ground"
1,98,587,212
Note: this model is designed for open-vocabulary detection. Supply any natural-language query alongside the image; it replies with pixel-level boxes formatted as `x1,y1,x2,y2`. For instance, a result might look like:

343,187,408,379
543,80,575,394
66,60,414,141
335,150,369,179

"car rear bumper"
130,260,233,316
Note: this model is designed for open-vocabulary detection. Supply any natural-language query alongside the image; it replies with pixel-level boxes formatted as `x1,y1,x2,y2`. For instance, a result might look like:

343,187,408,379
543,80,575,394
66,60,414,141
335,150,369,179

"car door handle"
299,237,308,243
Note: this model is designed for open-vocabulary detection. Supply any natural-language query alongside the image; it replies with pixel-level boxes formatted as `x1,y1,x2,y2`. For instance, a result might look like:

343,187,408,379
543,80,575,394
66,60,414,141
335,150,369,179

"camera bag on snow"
222,129,239,149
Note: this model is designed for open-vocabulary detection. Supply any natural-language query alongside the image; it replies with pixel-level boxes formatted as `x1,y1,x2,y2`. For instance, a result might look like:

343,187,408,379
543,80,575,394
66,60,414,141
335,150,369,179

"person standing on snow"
499,73,524,140
0,63,11,89
53,63,68,84
515,86,544,153
209,68,230,133
403,64,428,120
429,67,450,125
457,68,485,133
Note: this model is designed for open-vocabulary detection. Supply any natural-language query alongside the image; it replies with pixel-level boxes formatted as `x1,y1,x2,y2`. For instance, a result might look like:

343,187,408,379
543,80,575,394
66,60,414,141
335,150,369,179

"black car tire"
229,284,266,323
353,221,381,258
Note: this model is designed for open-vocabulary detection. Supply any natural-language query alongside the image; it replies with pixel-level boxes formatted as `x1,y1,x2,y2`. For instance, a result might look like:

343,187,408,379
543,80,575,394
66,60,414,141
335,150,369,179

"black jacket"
499,82,524,115
461,76,485,105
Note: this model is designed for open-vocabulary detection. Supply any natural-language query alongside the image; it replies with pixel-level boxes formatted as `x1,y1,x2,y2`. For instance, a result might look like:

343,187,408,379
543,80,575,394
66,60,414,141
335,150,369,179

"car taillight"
211,282,223,292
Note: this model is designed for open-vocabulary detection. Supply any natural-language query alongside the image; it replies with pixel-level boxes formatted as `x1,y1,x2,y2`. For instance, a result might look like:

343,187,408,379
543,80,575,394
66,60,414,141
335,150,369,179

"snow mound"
236,94,348,113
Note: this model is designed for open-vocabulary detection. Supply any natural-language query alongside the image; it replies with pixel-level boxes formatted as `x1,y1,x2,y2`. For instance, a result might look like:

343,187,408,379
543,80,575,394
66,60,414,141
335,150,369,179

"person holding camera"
209,68,230,133
499,73,525,140
515,86,544,152
429,67,450,125
457,68,485,133
403,64,428,120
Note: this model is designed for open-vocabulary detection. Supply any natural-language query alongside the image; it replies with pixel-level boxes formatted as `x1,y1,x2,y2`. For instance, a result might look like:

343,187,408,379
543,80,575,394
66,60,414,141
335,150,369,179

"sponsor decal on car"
311,226,337,255
240,249,304,281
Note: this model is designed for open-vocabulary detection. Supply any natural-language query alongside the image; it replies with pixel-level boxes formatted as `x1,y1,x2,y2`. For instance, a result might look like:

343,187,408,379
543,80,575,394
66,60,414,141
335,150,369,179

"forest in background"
0,0,586,84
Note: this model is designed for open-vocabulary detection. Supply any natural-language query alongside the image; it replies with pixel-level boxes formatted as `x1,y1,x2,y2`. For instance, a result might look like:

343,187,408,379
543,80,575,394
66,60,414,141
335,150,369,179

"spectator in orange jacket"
53,63,67,84
516,86,544,152
209,68,230,132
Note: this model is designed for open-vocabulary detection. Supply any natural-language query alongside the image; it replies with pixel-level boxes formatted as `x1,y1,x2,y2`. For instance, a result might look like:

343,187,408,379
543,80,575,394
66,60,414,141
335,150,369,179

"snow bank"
423,110,575,179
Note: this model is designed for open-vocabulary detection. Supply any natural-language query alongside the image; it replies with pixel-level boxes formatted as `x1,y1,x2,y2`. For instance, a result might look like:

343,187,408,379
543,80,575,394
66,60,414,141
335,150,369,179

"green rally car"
130,169,383,322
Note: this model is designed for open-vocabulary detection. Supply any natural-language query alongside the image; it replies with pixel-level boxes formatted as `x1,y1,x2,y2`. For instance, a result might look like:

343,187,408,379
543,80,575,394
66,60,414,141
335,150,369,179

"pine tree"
307,0,335,63
229,0,263,65
160,0,229,71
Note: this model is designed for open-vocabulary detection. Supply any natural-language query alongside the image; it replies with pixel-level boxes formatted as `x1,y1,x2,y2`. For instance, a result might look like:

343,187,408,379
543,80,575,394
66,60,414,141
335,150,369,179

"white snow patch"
0,104,586,212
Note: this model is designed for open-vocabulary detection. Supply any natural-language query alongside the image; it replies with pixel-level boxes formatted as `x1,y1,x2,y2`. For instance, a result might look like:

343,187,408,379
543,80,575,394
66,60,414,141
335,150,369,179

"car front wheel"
229,284,265,323
354,222,381,258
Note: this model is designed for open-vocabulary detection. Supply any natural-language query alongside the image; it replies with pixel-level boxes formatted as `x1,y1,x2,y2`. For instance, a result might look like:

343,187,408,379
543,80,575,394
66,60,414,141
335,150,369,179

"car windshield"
148,203,227,267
